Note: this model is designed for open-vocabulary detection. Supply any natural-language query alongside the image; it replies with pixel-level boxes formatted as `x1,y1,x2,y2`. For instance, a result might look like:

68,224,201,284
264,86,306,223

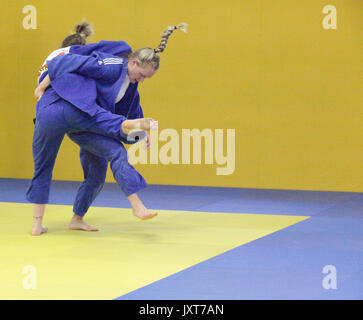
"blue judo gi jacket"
42,41,144,121
37,40,132,84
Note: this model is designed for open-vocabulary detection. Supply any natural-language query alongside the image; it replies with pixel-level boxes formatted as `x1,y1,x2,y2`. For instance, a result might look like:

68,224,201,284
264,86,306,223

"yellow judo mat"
0,202,309,299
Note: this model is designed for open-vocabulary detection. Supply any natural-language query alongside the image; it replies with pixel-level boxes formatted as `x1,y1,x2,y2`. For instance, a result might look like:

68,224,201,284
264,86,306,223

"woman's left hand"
144,133,151,150
34,86,45,100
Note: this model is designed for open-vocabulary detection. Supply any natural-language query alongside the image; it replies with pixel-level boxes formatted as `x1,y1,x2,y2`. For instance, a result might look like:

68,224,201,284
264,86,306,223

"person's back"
37,21,94,85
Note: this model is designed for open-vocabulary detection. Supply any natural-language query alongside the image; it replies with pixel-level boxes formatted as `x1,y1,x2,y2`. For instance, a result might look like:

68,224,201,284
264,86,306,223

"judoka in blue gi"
28,22,188,236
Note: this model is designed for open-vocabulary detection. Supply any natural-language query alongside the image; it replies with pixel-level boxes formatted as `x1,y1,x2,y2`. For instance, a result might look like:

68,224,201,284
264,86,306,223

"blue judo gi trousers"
26,89,147,216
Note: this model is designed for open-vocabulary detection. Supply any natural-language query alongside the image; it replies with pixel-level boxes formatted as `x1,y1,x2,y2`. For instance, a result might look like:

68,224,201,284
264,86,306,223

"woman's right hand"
142,118,158,131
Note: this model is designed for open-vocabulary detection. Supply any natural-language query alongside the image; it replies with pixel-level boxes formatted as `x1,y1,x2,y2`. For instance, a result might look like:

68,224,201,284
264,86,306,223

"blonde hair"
128,23,188,71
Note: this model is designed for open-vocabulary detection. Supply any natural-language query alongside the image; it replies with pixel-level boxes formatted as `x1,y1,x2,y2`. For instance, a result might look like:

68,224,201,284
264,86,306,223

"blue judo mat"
1,178,362,299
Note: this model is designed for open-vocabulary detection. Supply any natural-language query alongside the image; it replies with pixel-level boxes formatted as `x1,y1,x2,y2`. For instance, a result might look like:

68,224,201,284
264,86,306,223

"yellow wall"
0,0,362,192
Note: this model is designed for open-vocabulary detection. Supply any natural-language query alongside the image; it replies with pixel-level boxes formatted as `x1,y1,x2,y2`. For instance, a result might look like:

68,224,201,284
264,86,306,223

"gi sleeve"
71,40,132,57
127,91,144,119
116,90,145,145
47,51,123,83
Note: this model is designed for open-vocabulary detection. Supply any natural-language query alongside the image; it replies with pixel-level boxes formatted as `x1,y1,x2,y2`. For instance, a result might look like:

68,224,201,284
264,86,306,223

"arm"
126,98,152,149
116,89,153,148
47,51,123,83
127,93,144,119
71,40,132,57
34,74,50,100
35,48,125,99
128,95,152,150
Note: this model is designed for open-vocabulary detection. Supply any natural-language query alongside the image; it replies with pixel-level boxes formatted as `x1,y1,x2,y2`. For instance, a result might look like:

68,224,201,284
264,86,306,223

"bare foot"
32,224,48,236
132,203,158,220
69,215,99,231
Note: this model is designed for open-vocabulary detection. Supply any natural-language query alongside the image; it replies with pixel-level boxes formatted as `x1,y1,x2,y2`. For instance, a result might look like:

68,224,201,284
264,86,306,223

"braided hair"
61,21,94,47
128,23,188,71
154,23,188,53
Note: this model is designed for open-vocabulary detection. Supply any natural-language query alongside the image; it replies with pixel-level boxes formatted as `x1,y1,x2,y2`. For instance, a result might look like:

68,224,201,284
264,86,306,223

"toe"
141,213,158,220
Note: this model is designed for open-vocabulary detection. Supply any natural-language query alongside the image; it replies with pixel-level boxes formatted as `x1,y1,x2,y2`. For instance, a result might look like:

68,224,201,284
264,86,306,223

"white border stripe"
104,62,123,65
103,58,123,62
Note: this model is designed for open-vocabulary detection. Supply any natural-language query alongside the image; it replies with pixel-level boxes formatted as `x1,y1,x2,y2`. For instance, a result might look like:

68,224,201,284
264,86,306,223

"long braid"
128,22,188,71
154,23,188,53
